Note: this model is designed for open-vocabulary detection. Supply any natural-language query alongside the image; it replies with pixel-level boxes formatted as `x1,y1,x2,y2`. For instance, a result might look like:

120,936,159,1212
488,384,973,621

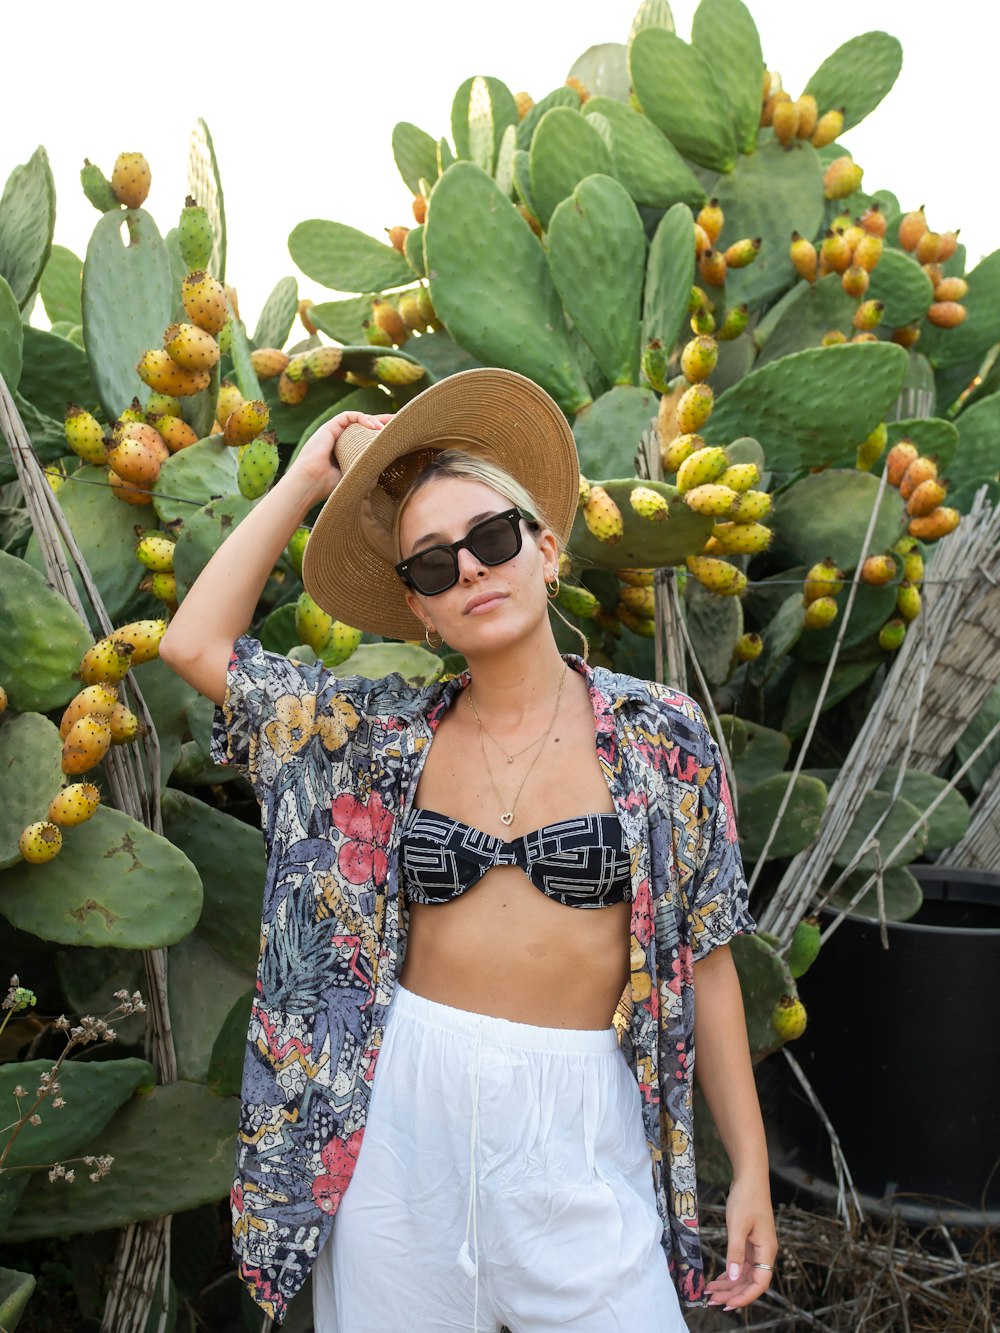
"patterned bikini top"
399,806,632,909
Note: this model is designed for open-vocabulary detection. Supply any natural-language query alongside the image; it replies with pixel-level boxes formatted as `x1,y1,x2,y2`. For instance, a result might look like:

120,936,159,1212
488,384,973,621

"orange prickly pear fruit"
859,203,887,238
48,782,101,827
108,472,154,506
136,349,211,398
660,432,703,474
771,98,800,146
59,684,119,739
386,225,409,253
116,420,169,462
729,489,771,523
899,455,938,499
278,371,309,405
698,249,727,288
61,715,113,774
0,685,7,713
109,700,143,744
852,299,884,331
304,347,344,380
860,554,897,586
879,618,907,651
64,403,108,465
886,439,919,486
676,383,715,434
821,329,848,346
656,377,687,445
803,557,844,603
107,439,161,487
852,233,883,272
734,632,763,662
896,579,921,621
617,568,655,587
154,415,199,452
250,348,290,380
790,232,818,283
215,380,243,427
855,421,887,471
371,299,408,346
908,506,959,540
898,207,927,252
927,301,967,329
514,90,534,119
690,306,716,336
938,230,960,261
297,299,317,335
718,463,759,492
711,520,772,554
724,237,761,269
934,276,968,302
685,556,747,597
680,335,718,384
683,483,740,516
223,399,269,447
112,619,167,665
906,478,948,517
564,75,589,103
18,821,63,864
841,265,870,298
110,151,151,209
629,486,669,521
696,198,724,244
820,230,852,275
676,445,729,493
914,230,944,265
922,264,945,293
811,107,844,148
180,270,229,334
79,637,134,685
891,323,922,349
163,322,220,372
716,304,749,341
795,94,818,139
803,595,838,628
693,222,713,258
583,486,624,543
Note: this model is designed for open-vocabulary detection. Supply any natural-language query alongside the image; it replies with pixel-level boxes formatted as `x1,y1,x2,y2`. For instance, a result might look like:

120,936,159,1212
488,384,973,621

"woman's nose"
456,546,487,580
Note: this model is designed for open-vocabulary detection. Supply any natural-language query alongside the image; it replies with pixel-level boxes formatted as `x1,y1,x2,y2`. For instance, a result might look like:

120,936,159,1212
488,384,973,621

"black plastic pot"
764,866,1000,1217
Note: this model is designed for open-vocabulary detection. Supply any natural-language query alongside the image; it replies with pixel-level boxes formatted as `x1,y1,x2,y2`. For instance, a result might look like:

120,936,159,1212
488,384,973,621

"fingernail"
728,1262,741,1280
723,1304,734,1312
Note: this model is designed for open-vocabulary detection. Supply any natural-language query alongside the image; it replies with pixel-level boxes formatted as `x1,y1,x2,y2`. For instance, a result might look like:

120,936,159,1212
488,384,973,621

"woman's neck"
460,632,572,730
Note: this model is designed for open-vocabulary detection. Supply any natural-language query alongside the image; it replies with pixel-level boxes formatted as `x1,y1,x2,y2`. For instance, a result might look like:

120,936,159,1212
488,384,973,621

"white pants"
313,983,687,1332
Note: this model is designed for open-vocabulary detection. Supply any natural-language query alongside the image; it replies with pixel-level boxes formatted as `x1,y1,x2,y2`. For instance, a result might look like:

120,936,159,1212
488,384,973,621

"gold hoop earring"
546,574,560,599
425,626,443,649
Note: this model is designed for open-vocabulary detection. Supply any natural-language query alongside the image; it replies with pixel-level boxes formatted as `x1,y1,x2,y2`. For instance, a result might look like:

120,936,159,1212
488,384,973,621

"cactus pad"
150,437,238,527
19,327,96,420
867,248,933,327
0,146,55,309
515,87,580,151
771,468,905,570
754,275,855,366
450,76,518,165
782,656,882,736
392,122,440,195
718,715,790,792
307,294,377,347
834,789,928,869
252,276,298,349
824,864,921,921
172,495,257,598
730,932,797,1059
528,107,613,228
39,244,83,326
642,203,697,359
0,276,22,391
886,416,958,472
792,580,898,662
168,933,255,1082
685,578,743,684
573,385,657,477
188,119,226,281
582,97,705,209
691,0,764,157
289,220,413,293
738,772,828,861
804,31,903,133
334,642,444,684
207,987,255,1096
0,714,64,869
878,768,969,851
628,28,737,172
0,551,92,712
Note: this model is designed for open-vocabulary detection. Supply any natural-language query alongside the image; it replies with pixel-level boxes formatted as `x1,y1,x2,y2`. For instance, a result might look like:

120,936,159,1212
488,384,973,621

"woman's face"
397,476,559,652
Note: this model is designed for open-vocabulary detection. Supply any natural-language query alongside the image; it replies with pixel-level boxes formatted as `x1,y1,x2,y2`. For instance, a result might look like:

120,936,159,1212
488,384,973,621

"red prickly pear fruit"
110,152,151,209
821,229,852,275
223,399,269,447
155,415,200,452
734,632,763,662
18,821,63,863
859,203,887,238
841,265,870,298
60,684,119,739
821,329,848,346
934,276,968,302
852,299,884,331
108,472,154,506
698,249,727,288
386,225,410,252
582,486,624,543
680,335,718,384
371,300,408,346
724,237,761,269
48,782,101,827
80,159,120,212
514,91,534,119
180,270,228,335
795,94,818,139
771,98,800,146
886,440,919,486
927,301,967,329
803,596,838,629
891,323,922,349
914,230,944,265
908,506,960,540
897,207,927,252
116,420,169,463
860,554,897,586
136,349,211,398
675,382,715,434
693,223,713,258
412,195,428,225
64,403,108,465
811,107,844,148
112,619,168,665
803,557,845,602
61,715,113,775
899,455,938,499
163,322,221,372
896,579,921,621
716,304,749,341
696,199,724,244
250,348,290,380
278,371,309,405
852,233,883,272
107,439,161,487
685,556,747,597
790,232,818,283
879,618,907,651
938,230,960,261
906,478,948,517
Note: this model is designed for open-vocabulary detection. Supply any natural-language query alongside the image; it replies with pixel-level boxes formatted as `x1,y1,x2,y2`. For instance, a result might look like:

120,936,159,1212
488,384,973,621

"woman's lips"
465,593,506,614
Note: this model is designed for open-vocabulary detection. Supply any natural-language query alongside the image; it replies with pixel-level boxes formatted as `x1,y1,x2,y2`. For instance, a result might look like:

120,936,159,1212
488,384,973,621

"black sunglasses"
395,507,540,596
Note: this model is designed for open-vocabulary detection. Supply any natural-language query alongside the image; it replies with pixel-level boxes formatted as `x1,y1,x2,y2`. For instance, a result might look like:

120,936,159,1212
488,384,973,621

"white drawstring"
457,1023,483,1330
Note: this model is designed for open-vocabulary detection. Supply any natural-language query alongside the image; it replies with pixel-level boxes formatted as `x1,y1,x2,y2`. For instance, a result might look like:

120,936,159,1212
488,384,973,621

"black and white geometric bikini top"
398,806,632,909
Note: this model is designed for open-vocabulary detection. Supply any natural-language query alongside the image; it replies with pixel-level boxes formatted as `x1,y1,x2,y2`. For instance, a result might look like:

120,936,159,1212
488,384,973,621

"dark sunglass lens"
409,549,456,594
471,515,518,563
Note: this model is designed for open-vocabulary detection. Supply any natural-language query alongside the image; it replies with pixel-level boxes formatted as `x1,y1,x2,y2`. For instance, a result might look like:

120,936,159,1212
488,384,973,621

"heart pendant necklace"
468,665,568,828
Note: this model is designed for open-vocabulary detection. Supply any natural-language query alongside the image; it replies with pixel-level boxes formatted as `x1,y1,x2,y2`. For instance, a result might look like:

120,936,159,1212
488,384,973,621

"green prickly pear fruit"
675,445,728,494
787,916,821,977
80,159,120,212
789,232,818,283
145,392,181,420
683,483,739,517
180,270,228,335
718,463,759,493
896,579,921,621
178,195,214,271
250,348,290,380
685,556,746,597
164,321,220,373
137,349,211,398
860,554,896,586
711,520,772,554
688,286,709,315
841,266,870,299
278,372,309,406
892,535,918,556
811,107,844,148
690,306,716,336
61,714,113,774
284,353,310,383
619,585,654,617
820,230,852,275
902,549,924,585
821,329,847,346
675,383,714,435
680,336,718,384
724,237,761,270
696,198,724,245
578,475,592,506
372,300,408,346
110,151,152,208
628,486,669,521
112,619,167,665
661,433,703,474
155,416,200,453
616,568,654,587
616,604,655,637
223,399,269,447
771,98,800,146
296,591,334,654
698,249,727,288
772,994,807,1041
324,622,363,667
286,526,310,576
365,322,394,348
107,438,161,487
729,490,771,523
853,234,883,272
795,94,818,140
852,299,884,331
109,700,143,744
48,782,101,828
582,486,624,544
119,398,146,425
237,434,280,500
897,207,927,253
304,347,344,380
59,684,119,739
715,305,749,342
136,533,176,573
879,618,907,651
803,557,845,602
79,637,135,686
855,421,887,472
374,356,427,386
415,286,437,327
556,583,600,619
803,595,838,628
641,339,671,393
734,632,763,662
64,403,108,465
19,821,63,864
139,571,178,604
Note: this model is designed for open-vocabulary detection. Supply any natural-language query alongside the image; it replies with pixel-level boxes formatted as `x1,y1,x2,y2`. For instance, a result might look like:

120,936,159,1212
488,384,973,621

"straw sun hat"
302,367,580,641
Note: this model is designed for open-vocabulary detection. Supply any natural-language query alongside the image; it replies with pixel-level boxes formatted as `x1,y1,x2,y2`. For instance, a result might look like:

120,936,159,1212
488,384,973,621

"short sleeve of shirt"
688,728,757,962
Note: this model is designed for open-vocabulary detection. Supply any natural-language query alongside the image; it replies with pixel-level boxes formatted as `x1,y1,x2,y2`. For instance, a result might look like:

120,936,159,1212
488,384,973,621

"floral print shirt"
210,634,756,1324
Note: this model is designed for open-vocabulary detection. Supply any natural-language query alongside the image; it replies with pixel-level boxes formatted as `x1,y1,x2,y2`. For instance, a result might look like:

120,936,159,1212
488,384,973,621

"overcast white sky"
5,0,998,329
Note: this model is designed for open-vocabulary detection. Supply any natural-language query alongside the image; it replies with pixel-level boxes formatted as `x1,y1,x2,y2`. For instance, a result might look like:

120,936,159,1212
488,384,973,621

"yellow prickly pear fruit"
18,821,63,864
803,557,845,602
841,265,870,299
760,87,790,127
853,233,883,273
112,619,167,664
680,335,718,384
688,285,709,315
296,591,334,654
886,439,919,487
215,380,243,427
772,993,807,1041
810,107,844,148
795,94,818,139
59,684,118,739
937,230,960,261
840,222,864,254
860,554,897,586
675,445,728,493
716,304,749,341
514,90,534,119
372,300,408,346
820,229,852,275
927,301,967,329
879,618,907,651
897,207,928,253
107,439,161,487
286,526,310,577
110,152,151,209
896,579,921,621
616,604,656,637
855,421,887,471
154,416,199,453
685,556,747,597
136,349,211,398
906,477,948,517
683,483,739,517
734,632,763,662
899,454,938,500
108,701,142,744
693,222,712,258
145,392,181,420
48,782,101,827
914,230,944,265
415,286,437,328
578,474,591,506
305,347,344,381
61,715,113,774
250,348,290,380
729,489,771,523
374,356,427,386
892,535,918,556
718,463,759,493
902,549,924,585
934,276,968,303
223,399,269,447
852,299,884,331
108,472,154,507
696,198,724,244
617,568,654,587
676,383,715,435
557,552,573,579
789,232,817,283
398,290,427,333
771,97,800,146
135,532,175,572
163,322,220,373
698,249,727,288
660,432,702,474
908,506,959,540
619,585,655,617
64,403,108,464
711,520,772,554
628,486,669,522
821,329,847,346
79,638,134,685
859,203,886,238
140,571,178,604
180,270,229,335
803,595,838,628
323,622,364,667
788,916,821,978
116,419,169,463
690,306,716,336
583,486,624,544
723,237,761,270
556,583,600,619
701,535,723,555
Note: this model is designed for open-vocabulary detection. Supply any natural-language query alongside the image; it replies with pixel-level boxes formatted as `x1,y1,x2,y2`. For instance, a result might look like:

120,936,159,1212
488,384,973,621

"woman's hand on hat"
289,410,394,504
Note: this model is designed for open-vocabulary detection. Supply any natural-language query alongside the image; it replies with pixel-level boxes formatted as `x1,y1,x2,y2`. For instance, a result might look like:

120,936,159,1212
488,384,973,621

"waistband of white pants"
390,983,620,1055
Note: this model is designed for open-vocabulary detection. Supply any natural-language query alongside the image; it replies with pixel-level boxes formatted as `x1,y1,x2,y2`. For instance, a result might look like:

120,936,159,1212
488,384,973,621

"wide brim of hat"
302,367,580,640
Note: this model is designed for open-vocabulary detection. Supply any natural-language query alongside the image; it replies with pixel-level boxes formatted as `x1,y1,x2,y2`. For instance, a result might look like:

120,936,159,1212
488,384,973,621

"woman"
159,367,777,1331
